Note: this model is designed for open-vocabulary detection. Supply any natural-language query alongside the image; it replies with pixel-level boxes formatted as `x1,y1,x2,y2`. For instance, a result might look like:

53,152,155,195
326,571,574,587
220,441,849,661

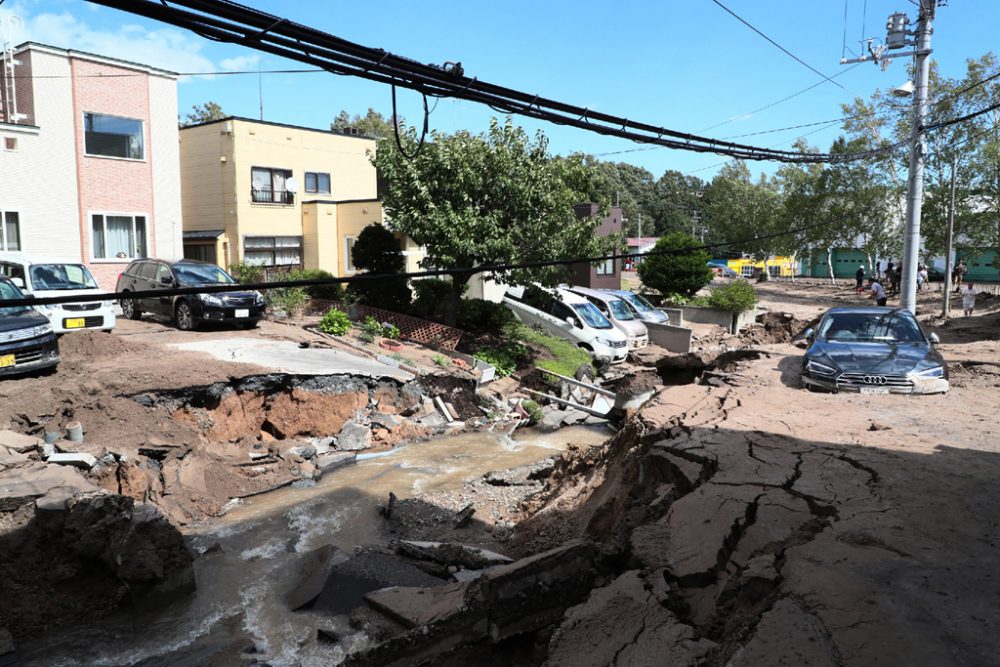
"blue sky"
3,0,999,181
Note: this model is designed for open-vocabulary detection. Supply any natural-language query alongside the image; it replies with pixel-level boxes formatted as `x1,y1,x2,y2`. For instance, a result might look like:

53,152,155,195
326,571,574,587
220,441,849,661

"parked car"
116,259,265,331
604,289,670,325
565,285,649,351
0,253,115,333
801,307,948,394
502,284,628,365
0,276,60,377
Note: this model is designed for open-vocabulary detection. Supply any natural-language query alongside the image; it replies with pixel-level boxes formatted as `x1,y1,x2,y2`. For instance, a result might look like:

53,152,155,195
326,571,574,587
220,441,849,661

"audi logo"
862,375,887,385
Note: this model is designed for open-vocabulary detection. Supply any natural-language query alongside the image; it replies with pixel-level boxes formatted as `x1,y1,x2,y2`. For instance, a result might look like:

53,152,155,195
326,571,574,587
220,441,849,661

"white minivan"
565,285,649,351
0,254,116,333
502,284,628,365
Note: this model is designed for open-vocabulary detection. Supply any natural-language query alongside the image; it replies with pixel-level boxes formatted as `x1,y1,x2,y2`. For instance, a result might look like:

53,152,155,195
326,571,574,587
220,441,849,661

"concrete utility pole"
841,1,938,314
943,154,957,316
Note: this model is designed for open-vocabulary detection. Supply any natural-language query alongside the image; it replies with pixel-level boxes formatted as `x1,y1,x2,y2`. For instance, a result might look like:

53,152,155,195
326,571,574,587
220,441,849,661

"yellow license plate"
65,318,86,329
0,354,14,368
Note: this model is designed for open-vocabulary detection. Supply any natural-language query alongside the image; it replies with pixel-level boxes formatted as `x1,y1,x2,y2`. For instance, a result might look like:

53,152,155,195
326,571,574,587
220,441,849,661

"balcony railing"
251,188,294,205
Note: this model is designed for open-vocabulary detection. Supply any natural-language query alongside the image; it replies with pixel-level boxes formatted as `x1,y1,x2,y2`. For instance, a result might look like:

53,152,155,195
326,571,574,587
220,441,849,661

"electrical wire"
923,99,1000,132
391,84,429,159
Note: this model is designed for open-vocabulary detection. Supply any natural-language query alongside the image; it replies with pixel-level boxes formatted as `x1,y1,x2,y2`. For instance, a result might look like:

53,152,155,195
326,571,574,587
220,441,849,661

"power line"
80,0,892,165
924,99,1000,132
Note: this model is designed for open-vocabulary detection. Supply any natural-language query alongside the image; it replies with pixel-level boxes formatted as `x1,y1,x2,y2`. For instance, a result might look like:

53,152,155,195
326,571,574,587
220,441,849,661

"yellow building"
726,256,796,278
179,117,423,275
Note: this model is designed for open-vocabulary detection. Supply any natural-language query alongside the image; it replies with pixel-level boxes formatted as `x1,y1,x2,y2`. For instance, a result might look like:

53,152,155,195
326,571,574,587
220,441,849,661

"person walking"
868,277,888,307
855,265,866,294
962,282,978,317
919,265,929,291
916,264,925,292
886,260,895,286
954,259,967,292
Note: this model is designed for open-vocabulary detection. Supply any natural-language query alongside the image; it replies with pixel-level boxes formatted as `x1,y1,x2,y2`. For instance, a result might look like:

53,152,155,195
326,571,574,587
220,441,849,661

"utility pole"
841,0,937,314
943,154,956,316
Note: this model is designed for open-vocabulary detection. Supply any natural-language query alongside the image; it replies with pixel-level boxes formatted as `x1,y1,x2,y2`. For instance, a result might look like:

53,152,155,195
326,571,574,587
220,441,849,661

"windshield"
620,291,655,313
0,280,32,317
572,302,613,329
608,299,636,321
819,312,926,343
173,264,235,285
29,264,99,290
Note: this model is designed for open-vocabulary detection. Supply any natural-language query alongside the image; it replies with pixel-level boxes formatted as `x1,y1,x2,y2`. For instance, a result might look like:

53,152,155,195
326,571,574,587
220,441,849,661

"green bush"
638,232,714,297
318,308,351,335
473,347,519,378
432,353,449,367
706,279,757,312
507,323,594,378
265,271,309,317
361,315,385,339
229,261,263,284
350,224,411,313
520,399,543,425
457,298,516,332
410,278,459,321
382,322,401,340
296,269,344,302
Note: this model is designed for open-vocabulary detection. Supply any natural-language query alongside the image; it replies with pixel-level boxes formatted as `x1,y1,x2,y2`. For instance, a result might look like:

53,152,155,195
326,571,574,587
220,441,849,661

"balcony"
251,188,294,205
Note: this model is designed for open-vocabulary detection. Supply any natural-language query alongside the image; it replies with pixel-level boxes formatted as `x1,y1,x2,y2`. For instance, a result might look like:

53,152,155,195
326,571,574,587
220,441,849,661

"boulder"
337,422,373,451
0,446,28,468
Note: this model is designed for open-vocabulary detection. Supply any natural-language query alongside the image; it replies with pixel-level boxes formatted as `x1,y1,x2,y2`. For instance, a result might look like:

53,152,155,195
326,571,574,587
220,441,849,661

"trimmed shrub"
351,224,411,313
297,269,344,302
520,399,543,425
410,278,460,321
638,231,714,297
229,261,263,284
318,308,351,335
707,279,758,312
457,298,516,332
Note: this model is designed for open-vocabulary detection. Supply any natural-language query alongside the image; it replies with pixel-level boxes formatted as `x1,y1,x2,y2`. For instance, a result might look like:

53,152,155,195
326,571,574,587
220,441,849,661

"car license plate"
235,309,250,318
65,318,86,329
860,387,889,395
0,354,14,368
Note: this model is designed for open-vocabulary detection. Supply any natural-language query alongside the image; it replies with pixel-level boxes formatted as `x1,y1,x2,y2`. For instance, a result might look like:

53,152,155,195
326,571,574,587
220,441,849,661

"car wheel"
175,301,197,331
120,293,141,320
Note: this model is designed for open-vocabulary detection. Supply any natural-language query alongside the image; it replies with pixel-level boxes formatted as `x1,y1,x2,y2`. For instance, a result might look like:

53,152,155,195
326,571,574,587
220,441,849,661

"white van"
502,284,628,365
565,285,649,351
0,254,116,333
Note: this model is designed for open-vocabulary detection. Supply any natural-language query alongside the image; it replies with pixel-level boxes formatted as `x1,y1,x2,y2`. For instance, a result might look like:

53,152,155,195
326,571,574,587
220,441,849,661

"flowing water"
17,426,610,667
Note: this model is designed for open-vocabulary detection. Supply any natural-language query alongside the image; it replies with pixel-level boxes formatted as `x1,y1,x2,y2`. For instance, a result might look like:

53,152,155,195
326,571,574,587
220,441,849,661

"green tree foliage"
638,232,714,297
318,308,351,335
330,108,396,139
706,280,757,312
375,118,613,325
350,224,411,313
180,101,226,127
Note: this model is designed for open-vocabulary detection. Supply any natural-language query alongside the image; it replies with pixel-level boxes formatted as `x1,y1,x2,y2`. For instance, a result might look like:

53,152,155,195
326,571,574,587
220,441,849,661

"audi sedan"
801,307,948,395
116,259,265,331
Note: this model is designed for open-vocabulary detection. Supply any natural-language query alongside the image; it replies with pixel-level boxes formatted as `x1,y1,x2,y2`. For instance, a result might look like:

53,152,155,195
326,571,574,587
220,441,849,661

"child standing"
962,282,978,317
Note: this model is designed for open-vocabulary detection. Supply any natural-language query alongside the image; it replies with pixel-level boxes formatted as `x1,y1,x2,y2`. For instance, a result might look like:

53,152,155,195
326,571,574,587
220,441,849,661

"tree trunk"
444,273,471,328
826,248,836,285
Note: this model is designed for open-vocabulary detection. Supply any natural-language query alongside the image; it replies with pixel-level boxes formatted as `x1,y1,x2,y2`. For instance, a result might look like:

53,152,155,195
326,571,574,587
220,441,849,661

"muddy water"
18,426,610,667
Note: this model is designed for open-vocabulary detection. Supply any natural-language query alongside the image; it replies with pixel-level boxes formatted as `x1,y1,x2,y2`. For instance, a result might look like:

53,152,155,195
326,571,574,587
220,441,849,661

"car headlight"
253,291,265,305
806,360,837,376
199,293,224,307
39,322,52,335
914,365,944,378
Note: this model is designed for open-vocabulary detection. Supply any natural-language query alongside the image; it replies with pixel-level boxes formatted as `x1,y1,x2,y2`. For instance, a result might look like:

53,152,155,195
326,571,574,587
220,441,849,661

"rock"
40,443,55,459
337,422,373,451
317,628,340,645
0,464,98,512
536,407,566,433
0,626,13,659
370,413,403,430
287,444,317,460
394,540,513,570
47,452,98,469
453,503,475,528
560,409,589,426
0,430,42,454
314,451,356,474
364,580,470,629
0,446,28,467
868,420,892,431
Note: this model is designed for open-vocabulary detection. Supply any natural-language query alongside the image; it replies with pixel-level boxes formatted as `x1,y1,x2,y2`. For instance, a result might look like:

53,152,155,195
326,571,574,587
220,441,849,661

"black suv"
0,276,60,377
115,259,265,331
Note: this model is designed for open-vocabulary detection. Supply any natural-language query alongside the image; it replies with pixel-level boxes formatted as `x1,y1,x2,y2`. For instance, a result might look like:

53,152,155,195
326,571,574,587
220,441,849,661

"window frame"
1,210,22,252
250,166,294,204
595,258,615,275
344,235,358,273
89,211,149,262
242,235,303,267
83,112,145,161
304,171,331,195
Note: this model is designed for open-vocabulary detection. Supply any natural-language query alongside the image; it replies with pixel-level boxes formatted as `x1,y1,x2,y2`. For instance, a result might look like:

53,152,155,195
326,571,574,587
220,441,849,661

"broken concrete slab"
727,597,839,667
364,580,470,628
0,430,42,454
336,421,373,451
536,407,566,433
46,452,98,469
0,465,98,512
0,446,28,467
314,451,356,475
370,413,402,430
394,540,513,570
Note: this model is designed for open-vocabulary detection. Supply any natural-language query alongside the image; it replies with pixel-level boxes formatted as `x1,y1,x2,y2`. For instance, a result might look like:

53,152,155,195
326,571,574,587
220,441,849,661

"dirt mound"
740,311,815,345
615,370,661,395
58,330,149,362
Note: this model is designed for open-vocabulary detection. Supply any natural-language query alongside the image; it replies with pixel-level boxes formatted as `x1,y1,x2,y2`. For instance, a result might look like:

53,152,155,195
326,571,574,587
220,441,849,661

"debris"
286,444,317,460
0,430,42,454
868,420,892,431
444,402,460,421
314,451,356,475
380,491,398,519
65,421,84,443
46,452,98,469
433,396,454,423
394,540,513,570
453,503,475,528
337,421,373,451
317,628,339,645
0,446,28,467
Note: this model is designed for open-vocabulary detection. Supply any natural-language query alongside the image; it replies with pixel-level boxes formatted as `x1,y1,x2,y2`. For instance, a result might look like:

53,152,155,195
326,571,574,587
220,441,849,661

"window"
1,211,20,251
3,137,16,151
91,214,147,260
344,236,357,272
251,167,293,204
184,243,217,264
244,236,302,267
596,258,614,275
305,171,331,194
138,262,157,280
84,112,144,160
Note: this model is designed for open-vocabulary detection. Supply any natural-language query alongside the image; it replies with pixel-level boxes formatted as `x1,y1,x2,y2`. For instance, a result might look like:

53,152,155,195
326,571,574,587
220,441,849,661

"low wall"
660,307,683,326
645,322,692,353
681,306,758,334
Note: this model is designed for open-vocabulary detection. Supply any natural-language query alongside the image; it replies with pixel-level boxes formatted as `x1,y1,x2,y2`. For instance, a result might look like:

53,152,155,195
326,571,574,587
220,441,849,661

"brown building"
571,203,623,290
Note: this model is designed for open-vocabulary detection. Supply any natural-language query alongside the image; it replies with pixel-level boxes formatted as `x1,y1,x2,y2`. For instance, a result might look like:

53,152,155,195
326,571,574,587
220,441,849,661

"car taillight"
117,272,124,284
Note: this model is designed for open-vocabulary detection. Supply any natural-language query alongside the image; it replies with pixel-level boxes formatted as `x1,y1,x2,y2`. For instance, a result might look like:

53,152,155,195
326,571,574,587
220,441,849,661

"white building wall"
0,50,81,259
148,74,182,261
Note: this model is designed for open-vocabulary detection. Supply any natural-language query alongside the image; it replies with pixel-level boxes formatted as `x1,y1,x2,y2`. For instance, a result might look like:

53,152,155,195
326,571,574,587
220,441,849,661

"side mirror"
10,277,25,289
803,328,814,341
159,275,174,285
565,316,578,328
929,332,940,344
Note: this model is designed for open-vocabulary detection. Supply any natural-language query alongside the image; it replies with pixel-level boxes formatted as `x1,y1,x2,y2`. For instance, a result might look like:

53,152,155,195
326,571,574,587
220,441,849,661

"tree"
350,224,411,313
375,118,613,325
638,231,713,297
180,101,226,127
331,108,396,139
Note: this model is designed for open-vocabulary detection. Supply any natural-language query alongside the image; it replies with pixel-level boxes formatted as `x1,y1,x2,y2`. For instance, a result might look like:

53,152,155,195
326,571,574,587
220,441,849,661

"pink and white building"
0,42,182,289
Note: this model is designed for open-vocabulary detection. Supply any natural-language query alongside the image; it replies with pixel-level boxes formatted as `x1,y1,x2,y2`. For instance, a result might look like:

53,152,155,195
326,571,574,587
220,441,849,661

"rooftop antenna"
258,66,264,120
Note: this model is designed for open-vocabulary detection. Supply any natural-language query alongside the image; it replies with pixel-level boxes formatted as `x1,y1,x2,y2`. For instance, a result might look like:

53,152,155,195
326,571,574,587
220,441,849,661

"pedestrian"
962,282,978,317
916,264,925,292
855,265,866,294
954,259,967,292
894,262,903,294
919,265,929,291
868,277,888,307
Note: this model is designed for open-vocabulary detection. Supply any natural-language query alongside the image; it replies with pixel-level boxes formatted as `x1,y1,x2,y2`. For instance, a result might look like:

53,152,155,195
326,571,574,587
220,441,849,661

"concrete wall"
682,305,758,334
645,322,692,353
